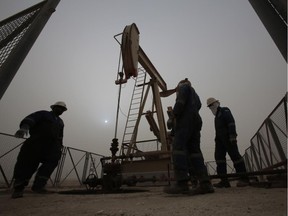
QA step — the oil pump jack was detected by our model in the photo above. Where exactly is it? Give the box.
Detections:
[86,23,176,191]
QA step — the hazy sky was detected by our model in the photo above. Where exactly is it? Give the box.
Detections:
[0,0,286,161]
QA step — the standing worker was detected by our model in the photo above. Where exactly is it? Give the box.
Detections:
[206,97,249,188]
[12,101,67,198]
[164,78,214,195]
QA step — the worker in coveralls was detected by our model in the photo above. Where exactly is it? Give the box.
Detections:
[12,101,67,198]
[164,79,214,195]
[207,97,249,188]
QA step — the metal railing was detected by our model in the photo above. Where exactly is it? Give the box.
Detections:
[1,94,287,188]
[0,133,104,189]
[244,93,287,172]
[206,93,287,178]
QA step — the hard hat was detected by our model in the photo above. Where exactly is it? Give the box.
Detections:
[206,97,219,107]
[178,78,191,86]
[177,78,191,91]
[50,101,67,111]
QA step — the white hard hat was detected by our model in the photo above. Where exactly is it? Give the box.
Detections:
[206,97,219,107]
[51,101,67,111]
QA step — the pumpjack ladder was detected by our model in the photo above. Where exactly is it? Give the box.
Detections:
[120,69,147,156]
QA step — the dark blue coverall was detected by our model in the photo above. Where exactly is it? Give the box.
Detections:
[214,106,247,181]
[13,110,64,191]
[172,83,210,185]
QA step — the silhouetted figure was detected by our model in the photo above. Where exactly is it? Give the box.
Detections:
[12,101,67,198]
[164,79,214,195]
[207,97,249,188]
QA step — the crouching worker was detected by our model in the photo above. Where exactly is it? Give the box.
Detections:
[12,101,67,199]
[164,79,214,195]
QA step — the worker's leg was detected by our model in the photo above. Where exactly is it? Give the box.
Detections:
[12,142,40,198]
[188,130,214,194]
[32,149,61,192]
[214,139,230,188]
[163,127,190,194]
[227,142,249,186]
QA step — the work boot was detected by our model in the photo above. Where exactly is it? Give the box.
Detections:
[31,175,50,194]
[189,183,215,195]
[11,179,26,199]
[11,189,24,199]
[213,180,231,188]
[163,181,189,194]
[31,187,48,194]
[236,179,250,187]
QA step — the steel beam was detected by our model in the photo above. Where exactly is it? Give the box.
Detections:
[248,0,287,61]
[0,0,61,100]
[138,46,167,91]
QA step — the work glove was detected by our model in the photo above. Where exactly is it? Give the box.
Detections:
[15,124,29,138]
[167,117,177,130]
[167,118,174,130]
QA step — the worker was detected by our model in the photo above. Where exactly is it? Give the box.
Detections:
[206,97,249,188]
[11,101,67,198]
[164,79,214,195]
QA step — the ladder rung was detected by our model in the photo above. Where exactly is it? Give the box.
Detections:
[130,107,140,111]
[131,102,140,105]
[129,113,138,115]
[128,115,138,119]
[128,114,138,118]
[128,115,137,119]
[135,85,143,89]
[131,101,140,104]
[128,116,138,120]
[128,119,137,122]
[132,96,142,100]
[133,91,142,95]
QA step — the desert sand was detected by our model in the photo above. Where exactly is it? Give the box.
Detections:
[0,180,287,216]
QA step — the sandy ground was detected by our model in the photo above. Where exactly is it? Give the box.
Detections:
[0,182,287,216]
